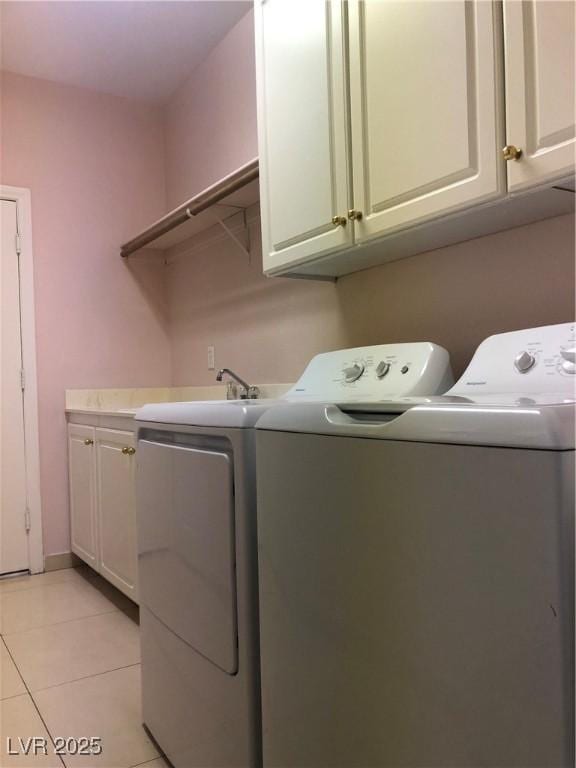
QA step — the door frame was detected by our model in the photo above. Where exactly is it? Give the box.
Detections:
[1,185,43,574]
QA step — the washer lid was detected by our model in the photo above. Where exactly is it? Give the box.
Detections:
[255,399,575,450]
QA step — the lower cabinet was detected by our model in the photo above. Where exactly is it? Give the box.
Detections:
[68,423,138,603]
[68,425,98,569]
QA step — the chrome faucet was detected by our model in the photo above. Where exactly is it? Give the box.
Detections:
[216,368,260,400]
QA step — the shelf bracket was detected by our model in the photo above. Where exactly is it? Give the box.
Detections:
[214,209,252,262]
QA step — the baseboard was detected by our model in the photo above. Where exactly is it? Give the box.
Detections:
[43,552,83,572]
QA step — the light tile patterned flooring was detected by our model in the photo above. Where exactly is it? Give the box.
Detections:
[0,567,169,767]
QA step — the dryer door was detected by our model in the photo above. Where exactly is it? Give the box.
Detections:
[137,440,237,674]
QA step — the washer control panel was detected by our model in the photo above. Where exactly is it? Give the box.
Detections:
[285,342,453,400]
[451,322,576,395]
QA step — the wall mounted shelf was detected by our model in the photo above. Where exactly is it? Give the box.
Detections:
[120,158,259,258]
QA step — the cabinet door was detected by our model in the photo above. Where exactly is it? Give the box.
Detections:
[68,425,98,568]
[96,429,138,602]
[503,0,575,192]
[348,0,505,243]
[255,0,352,274]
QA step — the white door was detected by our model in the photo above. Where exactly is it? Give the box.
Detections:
[68,424,98,568]
[0,200,29,575]
[255,0,352,274]
[503,0,575,192]
[348,0,505,242]
[96,429,138,602]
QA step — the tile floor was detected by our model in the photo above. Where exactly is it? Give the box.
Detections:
[0,567,169,768]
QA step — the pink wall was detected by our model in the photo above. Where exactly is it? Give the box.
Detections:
[167,210,575,387]
[339,213,575,377]
[163,8,575,387]
[1,71,171,556]
[164,10,347,386]
[168,218,348,385]
[2,8,574,560]
[164,10,257,210]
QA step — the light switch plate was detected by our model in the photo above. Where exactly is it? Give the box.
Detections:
[207,345,215,370]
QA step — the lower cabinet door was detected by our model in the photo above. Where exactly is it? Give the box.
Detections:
[96,429,138,602]
[68,424,98,568]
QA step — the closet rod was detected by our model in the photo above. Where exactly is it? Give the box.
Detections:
[121,158,259,257]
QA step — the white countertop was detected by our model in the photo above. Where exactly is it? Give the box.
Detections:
[65,407,140,417]
[65,384,294,417]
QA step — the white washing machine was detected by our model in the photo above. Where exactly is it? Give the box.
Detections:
[134,342,452,768]
[255,322,576,768]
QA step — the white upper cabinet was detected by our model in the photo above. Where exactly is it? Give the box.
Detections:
[503,0,576,192]
[255,0,352,273]
[255,0,574,276]
[348,0,505,242]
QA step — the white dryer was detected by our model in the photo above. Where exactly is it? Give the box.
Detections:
[135,342,452,768]
[255,322,575,768]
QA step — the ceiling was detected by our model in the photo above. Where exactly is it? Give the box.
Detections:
[0,1,251,104]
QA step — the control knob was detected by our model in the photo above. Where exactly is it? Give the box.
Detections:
[560,347,576,374]
[375,361,390,379]
[514,350,536,373]
[343,362,365,383]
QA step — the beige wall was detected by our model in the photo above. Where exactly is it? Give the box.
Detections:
[339,213,575,377]
[168,212,574,386]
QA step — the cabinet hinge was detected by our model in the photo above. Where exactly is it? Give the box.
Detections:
[24,508,31,532]
[15,233,22,255]
[20,369,25,391]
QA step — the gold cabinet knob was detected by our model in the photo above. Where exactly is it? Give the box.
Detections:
[503,144,522,161]
[122,446,136,455]
[83,438,94,446]
[348,209,363,221]
[331,215,347,227]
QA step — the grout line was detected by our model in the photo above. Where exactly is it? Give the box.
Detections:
[0,691,29,702]
[1,635,27,696]
[27,696,67,767]
[0,568,89,597]
[2,636,66,766]
[2,607,120,638]
[2,638,24,682]
[0,568,90,597]
[130,758,167,768]
[30,662,142,695]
